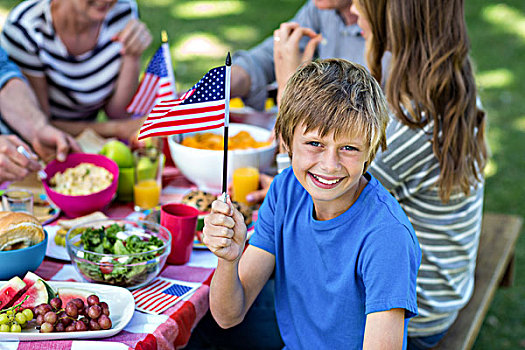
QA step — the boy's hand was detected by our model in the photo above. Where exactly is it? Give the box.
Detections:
[203,197,247,262]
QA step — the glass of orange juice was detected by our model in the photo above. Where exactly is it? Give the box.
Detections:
[232,167,260,205]
[133,147,164,211]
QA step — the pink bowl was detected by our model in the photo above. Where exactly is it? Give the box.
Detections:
[42,153,119,218]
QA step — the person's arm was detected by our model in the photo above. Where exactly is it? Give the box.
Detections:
[363,308,405,349]
[203,197,275,328]
[52,116,147,141]
[0,78,80,162]
[24,74,51,116]
[104,19,152,119]
[232,0,319,110]
[230,65,252,99]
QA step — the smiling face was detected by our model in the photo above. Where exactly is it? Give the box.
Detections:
[72,0,117,22]
[291,124,369,220]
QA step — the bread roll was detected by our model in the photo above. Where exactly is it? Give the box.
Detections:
[0,211,45,251]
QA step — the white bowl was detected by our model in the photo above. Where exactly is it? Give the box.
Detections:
[167,123,277,192]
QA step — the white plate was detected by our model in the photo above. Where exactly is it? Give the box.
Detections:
[0,281,135,341]
[45,225,70,261]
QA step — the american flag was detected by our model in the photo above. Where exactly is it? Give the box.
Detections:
[137,66,226,140]
[127,45,177,116]
[132,277,201,315]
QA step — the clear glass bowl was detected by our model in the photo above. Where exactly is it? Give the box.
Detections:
[66,219,171,290]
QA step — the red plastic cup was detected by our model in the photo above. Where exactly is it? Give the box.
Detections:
[161,203,199,265]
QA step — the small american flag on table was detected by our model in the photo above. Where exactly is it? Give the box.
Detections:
[127,45,177,116]
[137,65,226,140]
[132,277,201,315]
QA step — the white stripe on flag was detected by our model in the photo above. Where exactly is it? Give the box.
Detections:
[138,118,224,139]
[133,279,170,302]
[128,74,159,114]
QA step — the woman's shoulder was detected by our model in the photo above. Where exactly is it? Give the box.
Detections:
[112,0,138,16]
[5,0,47,26]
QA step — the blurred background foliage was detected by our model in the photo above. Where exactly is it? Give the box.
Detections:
[0,0,523,348]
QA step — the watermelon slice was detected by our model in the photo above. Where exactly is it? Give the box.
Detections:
[57,288,92,306]
[0,276,26,310]
[21,271,41,289]
[11,279,48,309]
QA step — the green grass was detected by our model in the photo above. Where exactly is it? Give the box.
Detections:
[465,1,525,349]
[0,0,524,348]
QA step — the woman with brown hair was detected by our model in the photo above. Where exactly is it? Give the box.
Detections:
[351,0,488,348]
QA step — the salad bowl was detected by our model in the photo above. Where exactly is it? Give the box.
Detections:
[66,219,171,289]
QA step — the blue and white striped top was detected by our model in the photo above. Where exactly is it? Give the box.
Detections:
[369,116,485,337]
[0,0,137,121]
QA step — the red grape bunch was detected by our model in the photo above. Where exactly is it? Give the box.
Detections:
[35,294,112,333]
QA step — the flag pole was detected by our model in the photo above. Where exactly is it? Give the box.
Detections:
[161,30,177,95]
[161,30,181,144]
[221,52,232,202]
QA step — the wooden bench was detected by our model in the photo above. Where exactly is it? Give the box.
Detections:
[434,213,523,350]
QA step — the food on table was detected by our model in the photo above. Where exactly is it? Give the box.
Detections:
[230,97,245,109]
[72,223,165,287]
[34,292,112,332]
[181,130,271,150]
[0,276,26,310]
[180,190,253,227]
[99,140,134,168]
[231,200,253,226]
[49,163,113,195]
[0,272,43,311]
[0,212,45,251]
[54,212,109,247]
[0,302,34,332]
[181,190,216,212]
[0,272,113,332]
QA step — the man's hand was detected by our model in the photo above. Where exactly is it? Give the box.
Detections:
[273,22,322,105]
[32,124,81,162]
[203,197,247,262]
[0,135,40,182]
[113,19,152,57]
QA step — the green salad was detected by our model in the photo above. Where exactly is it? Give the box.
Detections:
[74,223,166,287]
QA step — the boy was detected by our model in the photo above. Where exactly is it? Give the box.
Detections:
[202,59,421,349]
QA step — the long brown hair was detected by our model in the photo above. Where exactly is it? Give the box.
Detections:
[358,0,488,202]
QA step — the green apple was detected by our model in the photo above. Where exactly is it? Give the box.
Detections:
[116,167,134,202]
[100,140,134,168]
[136,156,157,181]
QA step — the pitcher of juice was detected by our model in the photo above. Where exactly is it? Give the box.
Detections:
[232,167,260,205]
[133,147,164,211]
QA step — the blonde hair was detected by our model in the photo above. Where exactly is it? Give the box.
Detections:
[357,0,488,202]
[275,59,389,172]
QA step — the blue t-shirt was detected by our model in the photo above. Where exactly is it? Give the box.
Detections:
[250,168,421,349]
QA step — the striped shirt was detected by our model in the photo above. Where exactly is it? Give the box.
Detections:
[0,0,138,121]
[369,117,485,337]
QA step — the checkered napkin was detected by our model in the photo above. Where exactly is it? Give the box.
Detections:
[132,277,201,315]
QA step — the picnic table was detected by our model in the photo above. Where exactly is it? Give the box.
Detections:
[3,166,220,350]
[0,111,275,349]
